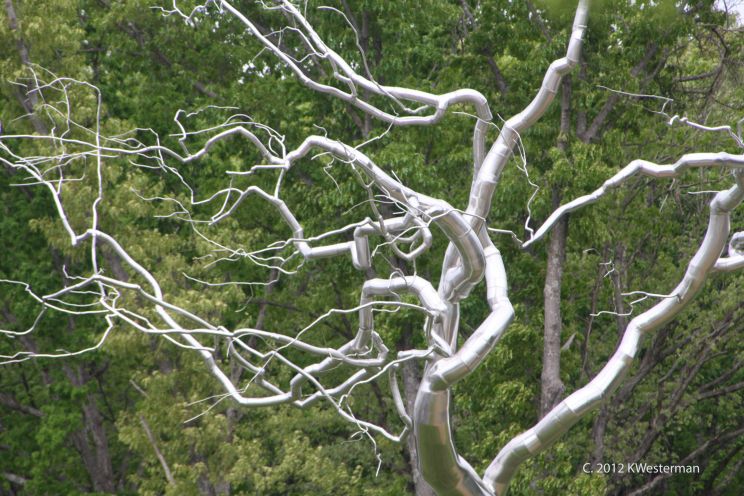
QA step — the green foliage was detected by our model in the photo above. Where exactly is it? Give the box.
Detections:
[1,1,743,495]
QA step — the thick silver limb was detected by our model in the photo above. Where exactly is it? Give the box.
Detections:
[407,2,590,495]
[6,2,744,496]
[483,171,744,494]
[216,0,493,168]
[524,152,744,248]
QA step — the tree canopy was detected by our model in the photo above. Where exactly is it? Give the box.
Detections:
[1,1,743,495]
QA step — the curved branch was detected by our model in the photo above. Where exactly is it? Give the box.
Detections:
[525,152,744,248]
[483,172,744,495]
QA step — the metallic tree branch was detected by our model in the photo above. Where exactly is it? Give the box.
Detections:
[2,2,743,495]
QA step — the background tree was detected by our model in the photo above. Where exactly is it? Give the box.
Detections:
[1,1,743,495]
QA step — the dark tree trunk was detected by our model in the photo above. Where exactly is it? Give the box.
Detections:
[540,202,568,418]
[540,76,571,418]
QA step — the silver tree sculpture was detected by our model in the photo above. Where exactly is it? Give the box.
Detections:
[2,1,744,495]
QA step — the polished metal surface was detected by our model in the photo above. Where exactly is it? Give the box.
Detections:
[6,1,744,495]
